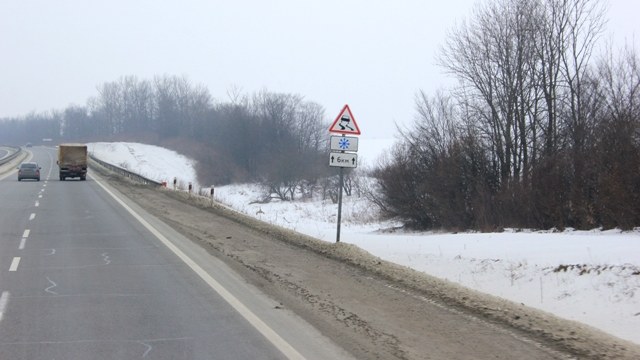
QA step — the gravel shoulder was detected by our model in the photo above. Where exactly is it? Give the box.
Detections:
[94,166,640,360]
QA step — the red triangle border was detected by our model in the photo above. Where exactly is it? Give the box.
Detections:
[329,104,361,135]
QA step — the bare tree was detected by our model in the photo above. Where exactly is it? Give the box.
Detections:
[439,0,541,184]
[590,44,640,229]
[250,91,327,201]
[62,105,91,139]
[95,80,124,135]
[369,0,613,230]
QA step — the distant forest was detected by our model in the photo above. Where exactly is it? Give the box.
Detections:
[2,0,639,231]
[0,76,330,196]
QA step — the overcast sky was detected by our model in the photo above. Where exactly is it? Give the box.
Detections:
[1,0,638,139]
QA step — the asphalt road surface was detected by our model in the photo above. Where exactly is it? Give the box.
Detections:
[0,147,352,360]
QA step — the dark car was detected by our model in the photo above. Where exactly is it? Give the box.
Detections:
[17,162,41,181]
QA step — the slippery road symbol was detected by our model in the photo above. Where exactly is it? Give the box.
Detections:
[338,114,354,131]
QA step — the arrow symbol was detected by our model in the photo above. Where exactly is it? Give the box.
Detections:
[331,156,335,163]
[352,158,356,165]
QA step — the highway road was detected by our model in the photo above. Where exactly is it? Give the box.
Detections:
[0,147,351,360]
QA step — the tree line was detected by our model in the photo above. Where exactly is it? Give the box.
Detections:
[0,75,330,196]
[372,0,640,230]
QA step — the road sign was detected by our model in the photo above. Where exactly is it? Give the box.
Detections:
[329,152,357,168]
[329,104,361,135]
[330,136,359,152]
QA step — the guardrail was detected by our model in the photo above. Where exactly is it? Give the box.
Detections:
[89,154,164,187]
[0,146,22,166]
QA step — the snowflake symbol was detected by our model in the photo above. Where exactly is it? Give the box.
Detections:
[338,138,350,150]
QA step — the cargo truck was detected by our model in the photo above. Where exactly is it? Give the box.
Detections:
[57,143,88,181]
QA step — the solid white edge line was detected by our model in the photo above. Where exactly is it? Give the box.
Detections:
[0,291,9,323]
[9,257,20,272]
[93,178,306,360]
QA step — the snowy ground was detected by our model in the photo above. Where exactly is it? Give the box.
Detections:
[89,142,640,345]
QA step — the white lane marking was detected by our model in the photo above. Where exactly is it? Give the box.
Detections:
[101,253,111,265]
[138,341,153,357]
[0,291,9,323]
[38,195,42,199]
[29,213,36,221]
[19,229,29,249]
[35,201,40,207]
[93,179,306,360]
[45,277,58,295]
[9,257,20,272]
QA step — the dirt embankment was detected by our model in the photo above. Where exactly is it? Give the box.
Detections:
[95,166,640,360]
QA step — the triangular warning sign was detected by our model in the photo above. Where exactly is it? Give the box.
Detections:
[329,104,361,135]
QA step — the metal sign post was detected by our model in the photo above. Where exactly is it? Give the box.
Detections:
[336,167,344,243]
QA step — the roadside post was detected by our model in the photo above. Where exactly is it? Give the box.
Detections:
[328,104,361,243]
[210,187,215,207]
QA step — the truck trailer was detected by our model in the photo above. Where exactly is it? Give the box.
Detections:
[57,143,88,181]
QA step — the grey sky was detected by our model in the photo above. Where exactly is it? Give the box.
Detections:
[1,0,638,139]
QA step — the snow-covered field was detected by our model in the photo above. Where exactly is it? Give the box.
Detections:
[89,142,640,345]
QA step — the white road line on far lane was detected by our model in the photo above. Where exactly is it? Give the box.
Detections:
[0,291,9,323]
[93,178,306,360]
[19,230,29,250]
[35,201,39,207]
[9,257,20,272]
[29,213,36,221]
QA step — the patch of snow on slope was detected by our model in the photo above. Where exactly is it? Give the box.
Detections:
[89,142,200,189]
